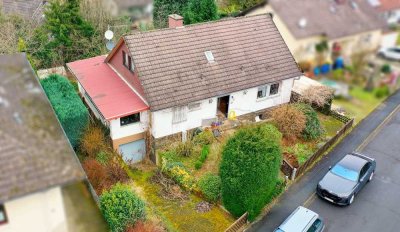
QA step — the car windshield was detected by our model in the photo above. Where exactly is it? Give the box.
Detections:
[331,164,358,182]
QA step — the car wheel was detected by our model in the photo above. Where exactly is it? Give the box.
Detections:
[348,194,355,205]
[368,171,374,182]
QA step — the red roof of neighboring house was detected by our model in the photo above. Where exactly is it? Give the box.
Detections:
[378,0,400,11]
[67,56,149,120]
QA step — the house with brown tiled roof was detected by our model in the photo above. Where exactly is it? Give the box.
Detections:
[0,53,91,232]
[375,0,400,25]
[245,0,387,64]
[67,14,302,163]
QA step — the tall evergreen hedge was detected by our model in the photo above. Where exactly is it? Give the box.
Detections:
[219,125,282,220]
[40,74,88,148]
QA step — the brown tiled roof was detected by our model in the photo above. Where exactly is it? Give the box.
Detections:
[123,14,301,111]
[268,0,386,39]
[2,0,45,19]
[0,53,85,203]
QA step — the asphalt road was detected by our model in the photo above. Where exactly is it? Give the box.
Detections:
[249,90,400,232]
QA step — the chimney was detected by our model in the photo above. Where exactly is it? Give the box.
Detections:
[168,14,183,28]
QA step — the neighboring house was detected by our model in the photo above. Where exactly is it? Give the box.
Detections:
[245,0,386,63]
[103,0,153,22]
[0,53,86,232]
[1,0,47,21]
[377,0,400,25]
[67,14,302,163]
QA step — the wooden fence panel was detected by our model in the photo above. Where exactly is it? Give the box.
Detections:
[225,212,248,232]
[289,117,354,179]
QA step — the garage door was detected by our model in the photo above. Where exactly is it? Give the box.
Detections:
[118,139,146,163]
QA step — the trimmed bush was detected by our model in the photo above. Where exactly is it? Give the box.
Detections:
[192,130,214,146]
[219,125,282,220]
[198,173,221,203]
[295,103,325,141]
[100,184,146,232]
[194,145,210,170]
[40,74,88,148]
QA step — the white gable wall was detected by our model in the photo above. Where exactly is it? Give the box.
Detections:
[151,78,295,138]
[0,187,67,232]
[109,111,149,140]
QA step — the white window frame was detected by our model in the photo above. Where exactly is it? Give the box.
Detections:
[257,82,280,99]
[172,106,188,124]
[188,102,201,111]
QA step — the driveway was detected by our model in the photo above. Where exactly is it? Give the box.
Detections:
[248,90,400,232]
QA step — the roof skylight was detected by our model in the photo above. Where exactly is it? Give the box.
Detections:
[205,51,215,62]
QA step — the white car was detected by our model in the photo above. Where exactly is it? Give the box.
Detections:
[378,47,400,61]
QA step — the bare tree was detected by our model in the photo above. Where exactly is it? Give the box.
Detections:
[271,104,306,140]
[299,85,334,108]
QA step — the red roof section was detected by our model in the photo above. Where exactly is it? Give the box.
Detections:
[67,55,149,120]
[379,0,400,11]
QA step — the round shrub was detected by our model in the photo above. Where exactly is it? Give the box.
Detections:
[198,173,221,203]
[375,86,390,98]
[294,103,324,141]
[219,125,282,220]
[99,184,146,232]
[175,141,194,157]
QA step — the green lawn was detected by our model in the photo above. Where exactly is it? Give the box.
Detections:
[126,168,234,232]
[318,113,344,137]
[333,87,386,124]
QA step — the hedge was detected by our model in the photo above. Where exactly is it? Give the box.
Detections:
[40,74,88,148]
[194,145,210,170]
[219,125,282,220]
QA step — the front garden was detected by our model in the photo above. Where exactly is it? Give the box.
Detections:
[41,74,346,231]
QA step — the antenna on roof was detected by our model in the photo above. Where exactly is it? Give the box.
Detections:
[105,25,115,51]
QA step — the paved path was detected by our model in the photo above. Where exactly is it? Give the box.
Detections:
[249,90,400,232]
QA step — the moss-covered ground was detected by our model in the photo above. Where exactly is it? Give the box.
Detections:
[126,167,234,232]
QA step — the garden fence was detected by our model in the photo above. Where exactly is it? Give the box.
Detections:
[225,212,248,232]
[282,116,354,180]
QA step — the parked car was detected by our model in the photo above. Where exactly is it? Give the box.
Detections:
[317,152,376,205]
[378,47,400,61]
[274,206,325,232]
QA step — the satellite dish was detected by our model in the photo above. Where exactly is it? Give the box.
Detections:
[106,40,115,51]
[104,30,114,40]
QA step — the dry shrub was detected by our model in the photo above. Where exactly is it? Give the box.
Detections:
[271,105,306,140]
[299,86,333,107]
[80,124,106,157]
[106,158,130,185]
[125,220,164,232]
[83,158,107,195]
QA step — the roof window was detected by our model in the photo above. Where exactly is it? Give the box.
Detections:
[205,51,215,63]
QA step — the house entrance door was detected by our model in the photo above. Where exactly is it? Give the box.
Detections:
[217,95,230,118]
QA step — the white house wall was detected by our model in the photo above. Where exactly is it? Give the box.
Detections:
[151,78,295,138]
[151,98,217,139]
[229,78,294,116]
[109,111,149,140]
[0,187,67,232]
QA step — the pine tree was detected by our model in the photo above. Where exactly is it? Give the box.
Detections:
[184,0,219,25]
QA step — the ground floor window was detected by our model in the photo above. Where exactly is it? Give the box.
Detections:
[0,205,7,225]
